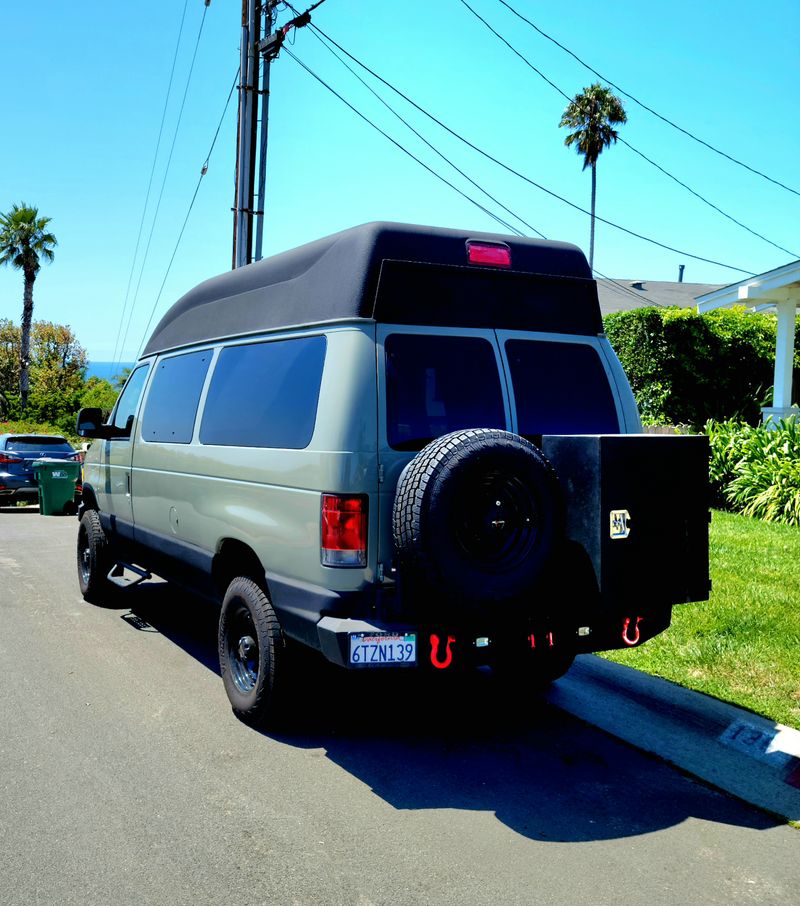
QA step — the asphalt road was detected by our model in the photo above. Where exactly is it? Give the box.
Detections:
[1,507,798,906]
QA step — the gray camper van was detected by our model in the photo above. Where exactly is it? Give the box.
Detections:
[76,222,710,726]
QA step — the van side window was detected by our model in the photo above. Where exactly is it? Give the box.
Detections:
[110,364,151,433]
[200,336,326,448]
[385,334,506,451]
[505,339,619,437]
[141,350,211,443]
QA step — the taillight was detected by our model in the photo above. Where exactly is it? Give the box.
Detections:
[0,453,22,464]
[466,240,512,268]
[321,494,367,567]
[70,451,84,463]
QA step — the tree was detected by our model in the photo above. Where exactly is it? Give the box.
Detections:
[559,84,626,271]
[0,203,57,411]
[81,377,119,415]
[27,321,87,428]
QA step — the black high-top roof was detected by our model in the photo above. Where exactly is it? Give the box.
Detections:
[142,222,599,356]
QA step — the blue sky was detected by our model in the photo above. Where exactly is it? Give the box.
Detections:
[1,0,797,363]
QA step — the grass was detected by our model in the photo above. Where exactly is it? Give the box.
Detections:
[602,510,800,730]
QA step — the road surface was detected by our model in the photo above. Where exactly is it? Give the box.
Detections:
[1,508,797,905]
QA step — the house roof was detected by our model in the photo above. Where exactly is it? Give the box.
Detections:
[596,279,724,316]
[696,260,800,313]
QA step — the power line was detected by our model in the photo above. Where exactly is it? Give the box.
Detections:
[458,0,798,259]
[136,69,240,359]
[305,24,756,275]
[116,1,209,365]
[110,0,191,373]
[617,138,798,258]
[298,16,546,239]
[493,0,800,198]
[284,15,666,308]
[283,48,531,238]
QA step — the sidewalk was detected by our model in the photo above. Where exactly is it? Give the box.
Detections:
[546,655,800,823]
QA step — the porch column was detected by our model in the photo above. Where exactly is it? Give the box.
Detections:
[774,300,796,407]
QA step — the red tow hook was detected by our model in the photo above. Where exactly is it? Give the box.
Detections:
[622,616,643,646]
[430,634,456,669]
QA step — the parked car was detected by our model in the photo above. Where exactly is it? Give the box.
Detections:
[76,222,710,726]
[0,433,81,506]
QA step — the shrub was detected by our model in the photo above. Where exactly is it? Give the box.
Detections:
[604,306,799,428]
[706,419,800,526]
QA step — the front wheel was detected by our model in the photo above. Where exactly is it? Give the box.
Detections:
[77,509,115,604]
[218,577,285,727]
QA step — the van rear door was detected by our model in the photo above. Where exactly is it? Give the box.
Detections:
[375,325,512,572]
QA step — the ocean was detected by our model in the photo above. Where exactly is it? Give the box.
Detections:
[85,362,134,382]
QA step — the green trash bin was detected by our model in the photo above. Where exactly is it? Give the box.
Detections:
[33,458,81,515]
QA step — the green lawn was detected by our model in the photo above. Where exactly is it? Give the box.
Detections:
[602,510,800,730]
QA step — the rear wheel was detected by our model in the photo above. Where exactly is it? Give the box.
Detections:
[77,509,115,604]
[218,577,285,727]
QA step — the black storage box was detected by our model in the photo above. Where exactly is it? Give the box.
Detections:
[541,434,710,610]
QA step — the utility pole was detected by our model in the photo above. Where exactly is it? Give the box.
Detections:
[232,1,321,269]
[232,0,260,269]
[253,2,276,262]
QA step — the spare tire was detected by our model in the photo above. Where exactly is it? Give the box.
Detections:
[392,428,562,606]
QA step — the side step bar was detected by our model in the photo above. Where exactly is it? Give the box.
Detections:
[107,562,152,589]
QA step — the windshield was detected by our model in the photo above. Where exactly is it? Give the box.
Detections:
[6,436,73,453]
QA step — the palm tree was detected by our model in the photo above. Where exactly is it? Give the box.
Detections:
[559,83,627,271]
[0,203,57,410]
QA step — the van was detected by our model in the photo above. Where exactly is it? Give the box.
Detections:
[76,222,710,725]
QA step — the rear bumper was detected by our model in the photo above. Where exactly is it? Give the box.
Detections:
[315,607,673,669]
[0,477,38,501]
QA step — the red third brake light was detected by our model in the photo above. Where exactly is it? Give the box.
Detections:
[321,494,368,567]
[466,240,512,268]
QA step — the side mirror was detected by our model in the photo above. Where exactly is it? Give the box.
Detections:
[76,408,130,439]
[76,408,105,438]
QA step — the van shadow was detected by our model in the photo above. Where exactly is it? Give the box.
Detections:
[123,580,778,844]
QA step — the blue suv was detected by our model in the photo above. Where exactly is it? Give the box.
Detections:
[0,434,80,505]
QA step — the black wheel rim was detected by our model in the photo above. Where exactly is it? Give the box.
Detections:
[78,525,91,585]
[451,470,539,570]
[226,604,260,694]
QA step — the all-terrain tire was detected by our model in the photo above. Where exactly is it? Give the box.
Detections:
[77,509,116,604]
[393,429,562,606]
[218,577,285,727]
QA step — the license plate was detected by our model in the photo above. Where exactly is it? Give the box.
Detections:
[349,633,416,667]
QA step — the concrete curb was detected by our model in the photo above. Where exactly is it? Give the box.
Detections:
[545,655,800,823]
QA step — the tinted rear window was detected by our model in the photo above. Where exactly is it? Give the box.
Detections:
[142,350,211,443]
[385,334,506,451]
[505,339,619,437]
[200,336,326,449]
[6,436,72,453]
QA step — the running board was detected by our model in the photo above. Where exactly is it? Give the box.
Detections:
[107,563,152,589]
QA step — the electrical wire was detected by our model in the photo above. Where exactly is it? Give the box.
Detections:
[493,0,800,198]
[286,10,664,309]
[283,48,530,238]
[305,24,756,275]
[298,17,546,239]
[116,1,210,365]
[109,0,190,374]
[458,0,798,258]
[135,69,240,359]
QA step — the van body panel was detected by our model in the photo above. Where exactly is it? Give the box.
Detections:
[76,221,708,705]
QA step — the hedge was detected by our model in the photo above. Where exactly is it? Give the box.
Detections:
[604,306,800,428]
